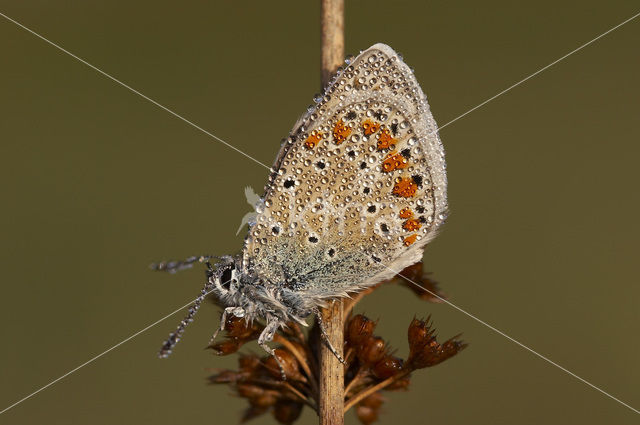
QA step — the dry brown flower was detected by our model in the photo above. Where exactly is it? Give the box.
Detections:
[355,392,385,425]
[206,261,466,424]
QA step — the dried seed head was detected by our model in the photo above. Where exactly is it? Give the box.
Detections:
[225,315,262,338]
[237,384,279,408]
[407,317,467,369]
[355,405,378,425]
[355,392,385,425]
[253,391,280,408]
[208,316,263,355]
[199,261,465,424]
[407,315,435,351]
[207,369,243,384]
[241,406,269,424]
[238,354,262,374]
[357,336,387,367]
[372,355,404,379]
[263,349,304,381]
[273,400,304,425]
[346,314,377,347]
[208,339,242,355]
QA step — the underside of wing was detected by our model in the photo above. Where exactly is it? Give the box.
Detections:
[242,44,447,304]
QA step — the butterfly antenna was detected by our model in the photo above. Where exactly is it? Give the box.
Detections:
[158,261,217,358]
[150,255,219,274]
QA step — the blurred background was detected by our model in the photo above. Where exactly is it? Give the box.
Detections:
[1,1,638,424]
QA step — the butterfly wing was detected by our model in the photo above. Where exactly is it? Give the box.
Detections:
[242,43,447,303]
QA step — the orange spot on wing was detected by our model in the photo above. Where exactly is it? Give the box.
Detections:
[333,120,351,145]
[403,219,421,231]
[381,151,409,172]
[399,208,413,219]
[392,178,418,198]
[362,119,381,136]
[403,234,418,246]
[304,130,323,149]
[376,127,396,150]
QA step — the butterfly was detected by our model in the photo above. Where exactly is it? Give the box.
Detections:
[153,43,447,366]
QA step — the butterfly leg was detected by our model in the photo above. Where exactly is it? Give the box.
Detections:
[210,306,245,343]
[313,307,346,364]
[258,318,287,380]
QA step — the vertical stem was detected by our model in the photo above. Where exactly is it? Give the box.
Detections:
[319,2,344,424]
[318,301,344,425]
[321,0,345,87]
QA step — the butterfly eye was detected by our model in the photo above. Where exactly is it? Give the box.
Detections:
[220,265,234,290]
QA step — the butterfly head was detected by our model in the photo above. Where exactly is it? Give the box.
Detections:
[209,255,246,304]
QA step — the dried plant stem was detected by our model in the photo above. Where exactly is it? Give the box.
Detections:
[321,0,345,89]
[319,1,345,425]
[344,370,412,413]
[318,300,345,425]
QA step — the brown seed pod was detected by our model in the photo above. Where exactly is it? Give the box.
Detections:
[241,405,268,424]
[355,392,385,425]
[207,369,243,384]
[208,317,263,355]
[355,405,378,425]
[407,316,435,352]
[272,400,304,425]
[359,391,385,409]
[356,336,387,368]
[372,355,404,380]
[407,317,467,369]
[263,349,305,381]
[253,391,280,408]
[208,339,242,355]
[236,384,278,407]
[238,354,262,374]
[224,315,261,338]
[346,314,377,347]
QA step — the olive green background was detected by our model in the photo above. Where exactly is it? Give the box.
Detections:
[1,1,638,424]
